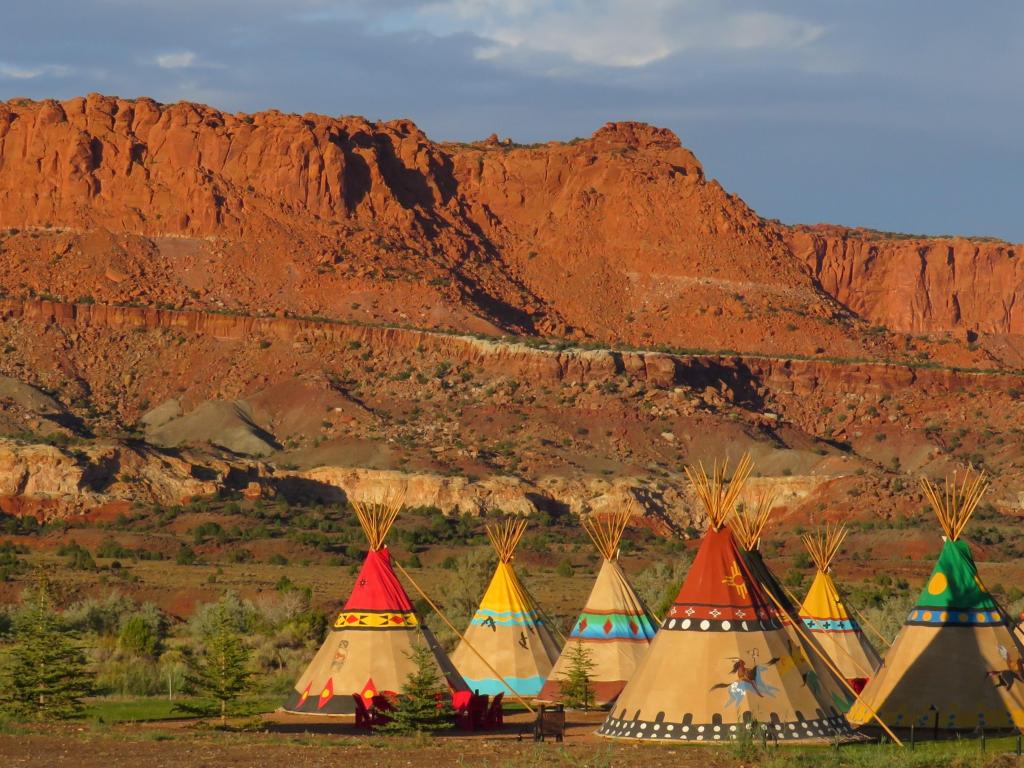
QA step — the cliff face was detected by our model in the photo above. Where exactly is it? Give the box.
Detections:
[2,95,1024,524]
[0,94,456,234]
[1,95,1020,351]
[790,228,1023,336]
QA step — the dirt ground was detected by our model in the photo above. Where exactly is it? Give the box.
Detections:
[0,711,746,768]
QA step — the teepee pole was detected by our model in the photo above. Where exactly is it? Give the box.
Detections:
[777,579,875,682]
[392,558,536,714]
[685,453,753,531]
[761,586,903,746]
[517,572,570,646]
[845,602,894,649]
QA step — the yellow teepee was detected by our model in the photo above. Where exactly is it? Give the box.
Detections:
[798,523,881,692]
[450,518,561,696]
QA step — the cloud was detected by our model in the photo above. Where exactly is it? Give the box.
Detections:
[0,62,72,79]
[154,50,198,69]
[399,0,827,72]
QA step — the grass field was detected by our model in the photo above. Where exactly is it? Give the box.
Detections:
[1,710,1023,768]
[85,695,284,723]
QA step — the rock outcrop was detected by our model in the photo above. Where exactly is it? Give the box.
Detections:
[790,227,1023,335]
[0,438,220,519]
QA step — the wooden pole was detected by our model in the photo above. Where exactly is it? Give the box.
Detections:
[777,581,876,681]
[517,576,570,646]
[761,586,903,746]
[846,602,894,649]
[393,559,536,714]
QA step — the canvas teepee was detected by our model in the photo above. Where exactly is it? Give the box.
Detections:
[732,494,859,709]
[284,495,468,715]
[450,518,561,697]
[538,503,658,707]
[799,524,881,692]
[849,470,1024,732]
[599,455,853,742]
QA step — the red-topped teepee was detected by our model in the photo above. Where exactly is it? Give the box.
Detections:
[599,456,853,743]
[284,494,468,715]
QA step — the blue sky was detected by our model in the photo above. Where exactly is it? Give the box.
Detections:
[3,1,1022,240]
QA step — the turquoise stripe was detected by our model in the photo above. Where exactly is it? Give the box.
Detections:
[462,675,546,697]
[571,612,657,641]
[475,608,543,619]
[802,617,859,632]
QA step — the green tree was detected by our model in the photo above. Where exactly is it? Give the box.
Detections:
[0,579,95,720]
[559,640,596,711]
[378,643,452,734]
[183,609,252,725]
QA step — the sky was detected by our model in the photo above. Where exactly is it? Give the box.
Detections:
[2,1,1022,241]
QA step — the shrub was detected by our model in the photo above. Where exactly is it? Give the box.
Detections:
[59,542,96,571]
[176,543,198,565]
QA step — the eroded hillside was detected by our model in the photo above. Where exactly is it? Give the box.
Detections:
[0,94,1022,527]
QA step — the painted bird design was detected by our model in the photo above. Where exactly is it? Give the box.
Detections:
[482,616,497,632]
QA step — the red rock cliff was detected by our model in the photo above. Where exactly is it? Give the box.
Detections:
[789,227,1023,336]
[0,95,1021,352]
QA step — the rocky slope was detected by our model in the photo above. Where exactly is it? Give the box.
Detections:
[2,94,1018,355]
[0,94,1022,526]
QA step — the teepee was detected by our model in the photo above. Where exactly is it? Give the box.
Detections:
[799,524,881,692]
[849,470,1024,732]
[538,503,658,707]
[731,490,859,722]
[284,495,468,715]
[450,518,561,697]
[599,455,853,743]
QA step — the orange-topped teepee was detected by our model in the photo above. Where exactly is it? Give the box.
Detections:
[284,494,468,715]
[599,455,853,743]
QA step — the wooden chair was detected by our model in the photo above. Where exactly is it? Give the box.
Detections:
[455,692,489,731]
[483,691,504,730]
[352,694,373,731]
[371,694,394,726]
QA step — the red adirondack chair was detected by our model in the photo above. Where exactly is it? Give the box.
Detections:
[371,695,395,726]
[455,692,489,731]
[352,694,373,731]
[483,691,504,730]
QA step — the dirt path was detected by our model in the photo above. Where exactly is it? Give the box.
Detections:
[0,712,741,768]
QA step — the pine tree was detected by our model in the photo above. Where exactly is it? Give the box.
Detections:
[379,643,452,734]
[0,578,95,720]
[559,639,596,711]
[183,608,251,725]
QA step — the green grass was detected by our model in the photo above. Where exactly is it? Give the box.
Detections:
[86,695,282,723]
[753,736,1023,767]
